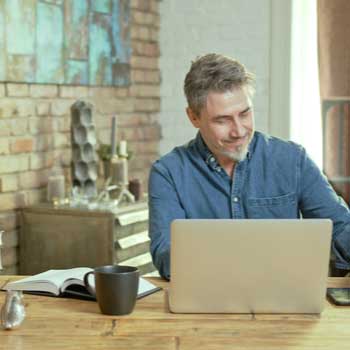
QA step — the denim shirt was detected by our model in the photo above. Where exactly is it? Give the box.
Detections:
[148,131,350,279]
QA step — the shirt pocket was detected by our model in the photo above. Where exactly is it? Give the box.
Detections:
[246,192,298,218]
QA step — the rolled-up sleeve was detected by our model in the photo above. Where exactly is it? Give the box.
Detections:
[298,147,350,269]
[148,161,186,279]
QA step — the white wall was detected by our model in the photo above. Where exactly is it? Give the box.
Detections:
[159,0,292,155]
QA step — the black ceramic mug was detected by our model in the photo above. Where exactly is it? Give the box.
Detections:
[84,265,139,315]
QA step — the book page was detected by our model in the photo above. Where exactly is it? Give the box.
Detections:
[4,267,92,295]
[138,277,161,299]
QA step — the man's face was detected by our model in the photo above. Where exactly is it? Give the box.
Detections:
[187,87,255,164]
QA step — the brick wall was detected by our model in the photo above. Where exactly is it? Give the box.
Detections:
[0,0,161,274]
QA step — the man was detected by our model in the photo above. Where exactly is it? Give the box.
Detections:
[148,53,350,280]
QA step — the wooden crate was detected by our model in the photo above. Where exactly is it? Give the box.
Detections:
[19,202,156,276]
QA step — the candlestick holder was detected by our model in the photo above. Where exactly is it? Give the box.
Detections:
[109,155,135,205]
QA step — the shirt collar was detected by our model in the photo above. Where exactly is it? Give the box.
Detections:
[195,131,257,171]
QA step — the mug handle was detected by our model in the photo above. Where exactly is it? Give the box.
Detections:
[83,271,96,297]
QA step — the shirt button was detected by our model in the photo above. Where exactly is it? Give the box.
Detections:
[233,197,239,202]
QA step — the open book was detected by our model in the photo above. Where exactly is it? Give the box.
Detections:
[2,267,161,300]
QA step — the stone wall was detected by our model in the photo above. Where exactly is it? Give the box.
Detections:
[0,0,161,274]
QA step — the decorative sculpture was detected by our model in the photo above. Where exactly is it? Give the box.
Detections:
[0,291,26,330]
[70,101,99,198]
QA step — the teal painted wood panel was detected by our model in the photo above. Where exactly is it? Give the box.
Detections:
[89,12,112,85]
[0,1,5,80]
[5,0,36,55]
[91,0,111,14]
[0,0,131,86]
[112,0,131,64]
[66,60,88,85]
[8,55,35,82]
[65,0,88,60]
[36,2,64,83]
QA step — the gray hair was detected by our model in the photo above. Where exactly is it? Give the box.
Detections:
[184,53,255,115]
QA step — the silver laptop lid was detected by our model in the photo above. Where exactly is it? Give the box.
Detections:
[169,219,332,314]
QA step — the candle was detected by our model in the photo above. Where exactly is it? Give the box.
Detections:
[47,175,65,202]
[119,140,127,158]
[110,116,117,157]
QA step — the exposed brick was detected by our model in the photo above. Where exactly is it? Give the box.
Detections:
[33,134,52,152]
[106,113,149,127]
[52,116,70,133]
[59,86,89,98]
[119,127,143,141]
[0,139,9,155]
[0,155,29,173]
[0,99,17,118]
[51,99,74,116]
[26,188,46,206]
[132,140,159,154]
[132,42,159,57]
[115,88,128,98]
[36,101,51,116]
[150,0,159,14]
[30,84,58,98]
[95,114,111,129]
[130,56,158,70]
[131,0,151,11]
[144,71,160,84]
[56,149,72,167]
[131,69,145,83]
[97,129,111,144]
[129,84,160,98]
[17,99,36,116]
[6,83,29,97]
[89,87,115,99]
[150,28,158,42]
[18,169,48,190]
[0,211,18,231]
[93,98,134,114]
[0,84,5,97]
[131,25,151,41]
[30,152,54,170]
[0,174,18,192]
[129,153,158,171]
[0,192,26,211]
[53,133,70,148]
[28,116,53,134]
[0,98,35,118]
[10,119,28,136]
[10,138,34,153]
[134,98,160,112]
[120,124,161,141]
[132,11,159,26]
[131,69,160,85]
[142,124,161,140]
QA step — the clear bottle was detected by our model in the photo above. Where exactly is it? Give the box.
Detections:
[47,162,65,205]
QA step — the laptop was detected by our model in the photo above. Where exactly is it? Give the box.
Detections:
[169,219,332,314]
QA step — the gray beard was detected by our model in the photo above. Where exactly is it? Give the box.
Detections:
[220,146,248,162]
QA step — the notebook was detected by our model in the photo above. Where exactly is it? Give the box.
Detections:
[169,219,332,314]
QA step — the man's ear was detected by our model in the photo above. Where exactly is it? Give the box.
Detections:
[186,107,200,128]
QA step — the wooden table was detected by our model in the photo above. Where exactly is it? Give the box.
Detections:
[1,277,350,349]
